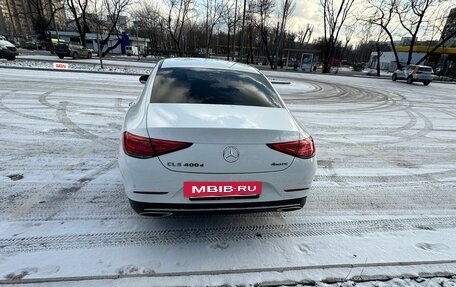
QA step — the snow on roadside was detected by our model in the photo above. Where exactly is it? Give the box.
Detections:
[0,58,318,94]
[0,58,152,75]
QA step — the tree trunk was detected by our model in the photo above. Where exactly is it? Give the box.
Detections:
[376,42,381,77]
[227,26,231,60]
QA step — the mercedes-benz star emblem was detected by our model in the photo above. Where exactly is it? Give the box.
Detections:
[223,146,240,163]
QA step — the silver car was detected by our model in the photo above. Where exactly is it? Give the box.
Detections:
[118,58,317,216]
[392,65,434,86]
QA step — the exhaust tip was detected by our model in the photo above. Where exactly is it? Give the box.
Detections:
[277,205,302,212]
[139,211,173,217]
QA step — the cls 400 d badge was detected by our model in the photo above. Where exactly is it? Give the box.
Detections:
[167,162,205,167]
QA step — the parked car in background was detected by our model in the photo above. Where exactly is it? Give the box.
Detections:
[19,40,39,50]
[0,39,18,60]
[119,58,317,216]
[55,42,92,59]
[126,45,138,56]
[392,64,434,86]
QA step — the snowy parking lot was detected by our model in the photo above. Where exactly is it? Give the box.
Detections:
[0,66,456,286]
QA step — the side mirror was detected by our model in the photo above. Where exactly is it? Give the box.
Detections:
[139,75,149,84]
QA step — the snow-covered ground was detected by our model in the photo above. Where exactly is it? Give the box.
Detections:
[0,64,456,286]
[0,54,155,74]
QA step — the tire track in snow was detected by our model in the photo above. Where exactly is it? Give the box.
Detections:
[42,160,119,220]
[9,158,118,220]
[284,81,433,145]
[283,80,405,113]
[56,101,98,140]
[1,216,455,254]
[0,91,56,123]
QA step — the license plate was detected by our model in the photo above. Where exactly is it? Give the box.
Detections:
[184,181,262,198]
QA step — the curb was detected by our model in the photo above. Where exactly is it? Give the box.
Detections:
[0,65,143,76]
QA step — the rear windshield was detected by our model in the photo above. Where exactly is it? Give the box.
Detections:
[150,67,284,108]
[418,67,433,72]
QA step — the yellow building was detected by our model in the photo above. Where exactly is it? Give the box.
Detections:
[395,45,456,55]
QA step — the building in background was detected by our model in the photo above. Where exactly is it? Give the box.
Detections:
[0,0,65,40]
[0,3,6,35]
[442,7,456,46]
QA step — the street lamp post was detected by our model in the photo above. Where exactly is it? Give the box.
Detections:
[239,0,246,63]
[133,21,140,61]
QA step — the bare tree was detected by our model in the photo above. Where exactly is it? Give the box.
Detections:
[66,0,90,47]
[131,2,164,53]
[341,24,355,59]
[33,0,64,40]
[92,0,104,68]
[246,1,257,63]
[395,0,441,65]
[361,0,401,69]
[204,0,228,57]
[96,0,132,57]
[239,0,247,61]
[374,25,387,76]
[223,0,237,60]
[363,0,450,68]
[256,0,275,68]
[320,0,355,73]
[274,0,295,69]
[351,24,374,64]
[166,0,193,56]
[297,23,313,47]
[11,0,64,47]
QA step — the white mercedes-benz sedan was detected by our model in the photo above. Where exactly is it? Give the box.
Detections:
[119,58,316,216]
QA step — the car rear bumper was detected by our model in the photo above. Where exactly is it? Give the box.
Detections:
[55,52,70,56]
[129,197,307,216]
[413,75,434,82]
[0,49,18,58]
[119,150,316,202]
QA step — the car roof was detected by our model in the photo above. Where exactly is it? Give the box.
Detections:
[407,64,432,68]
[0,40,15,47]
[160,58,260,74]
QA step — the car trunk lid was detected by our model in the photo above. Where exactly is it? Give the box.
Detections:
[145,104,302,174]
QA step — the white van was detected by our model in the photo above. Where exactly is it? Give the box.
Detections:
[126,45,138,56]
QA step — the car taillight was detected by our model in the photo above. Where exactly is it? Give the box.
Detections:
[267,136,315,159]
[123,132,192,158]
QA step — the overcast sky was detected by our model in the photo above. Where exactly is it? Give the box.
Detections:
[288,0,451,44]
[292,0,324,37]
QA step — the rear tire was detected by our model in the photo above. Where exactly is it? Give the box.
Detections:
[58,55,64,59]
[423,81,430,86]
[392,74,397,81]
[72,52,79,60]
[407,76,413,84]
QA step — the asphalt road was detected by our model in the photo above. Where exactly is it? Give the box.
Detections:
[0,68,456,286]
